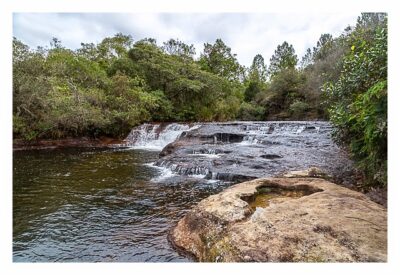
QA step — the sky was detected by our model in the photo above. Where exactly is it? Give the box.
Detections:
[13,13,360,67]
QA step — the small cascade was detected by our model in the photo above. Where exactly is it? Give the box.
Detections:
[296,125,306,134]
[124,123,192,150]
[153,159,211,178]
[240,122,329,146]
[191,148,219,155]
[241,136,260,145]
[189,148,221,159]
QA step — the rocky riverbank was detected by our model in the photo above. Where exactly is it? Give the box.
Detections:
[169,171,387,262]
[13,137,125,151]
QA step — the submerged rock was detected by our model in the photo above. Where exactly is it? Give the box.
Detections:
[169,176,387,262]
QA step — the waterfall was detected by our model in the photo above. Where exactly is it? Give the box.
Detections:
[241,135,260,145]
[240,122,328,146]
[124,123,192,150]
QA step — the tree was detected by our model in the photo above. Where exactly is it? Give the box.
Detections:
[299,33,347,118]
[267,41,298,78]
[162,38,196,59]
[313,33,334,61]
[13,37,30,62]
[248,54,267,83]
[50,37,63,49]
[257,68,305,119]
[13,38,51,140]
[299,48,312,69]
[244,54,267,102]
[96,33,134,69]
[128,39,241,121]
[199,39,245,81]
[77,42,98,61]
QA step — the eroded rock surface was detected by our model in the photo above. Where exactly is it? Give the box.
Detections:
[169,176,387,262]
[152,121,355,184]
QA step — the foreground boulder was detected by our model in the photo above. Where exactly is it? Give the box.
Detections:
[169,176,387,262]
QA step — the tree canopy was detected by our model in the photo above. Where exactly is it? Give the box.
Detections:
[267,41,298,78]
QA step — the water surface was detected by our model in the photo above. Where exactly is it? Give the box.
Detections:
[13,147,228,262]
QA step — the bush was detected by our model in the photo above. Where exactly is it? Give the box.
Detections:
[238,102,265,121]
[289,100,310,119]
[323,14,387,187]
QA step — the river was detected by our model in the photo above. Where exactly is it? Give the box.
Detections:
[13,147,231,262]
[13,121,353,262]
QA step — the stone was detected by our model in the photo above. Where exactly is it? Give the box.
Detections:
[153,121,356,186]
[282,167,330,179]
[169,177,387,262]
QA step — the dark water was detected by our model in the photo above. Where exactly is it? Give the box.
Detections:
[13,147,229,262]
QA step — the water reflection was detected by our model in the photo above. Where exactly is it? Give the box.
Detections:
[13,147,230,262]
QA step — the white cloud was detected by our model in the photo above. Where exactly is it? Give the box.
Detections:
[13,12,359,67]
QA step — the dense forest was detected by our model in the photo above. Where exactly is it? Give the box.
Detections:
[13,13,387,187]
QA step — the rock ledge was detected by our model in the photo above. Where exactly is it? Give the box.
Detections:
[169,176,387,262]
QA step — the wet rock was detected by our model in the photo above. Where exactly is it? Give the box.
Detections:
[151,122,356,187]
[170,177,387,262]
[160,141,189,157]
[205,172,257,183]
[260,154,282,159]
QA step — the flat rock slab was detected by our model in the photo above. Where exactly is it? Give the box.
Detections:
[169,177,387,262]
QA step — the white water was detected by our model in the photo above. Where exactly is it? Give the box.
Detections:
[188,153,220,159]
[125,123,195,151]
[240,122,323,145]
[240,136,260,145]
[145,162,176,182]
[146,162,208,182]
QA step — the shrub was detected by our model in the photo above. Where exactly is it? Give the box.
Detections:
[289,101,310,119]
[238,102,265,121]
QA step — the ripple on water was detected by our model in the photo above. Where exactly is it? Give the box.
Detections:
[13,147,231,262]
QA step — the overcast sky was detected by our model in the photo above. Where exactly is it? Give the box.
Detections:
[13,13,360,67]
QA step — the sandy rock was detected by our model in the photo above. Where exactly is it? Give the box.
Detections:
[282,167,329,178]
[169,177,387,262]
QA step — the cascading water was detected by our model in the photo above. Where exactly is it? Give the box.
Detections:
[124,123,193,150]
[148,121,352,184]
[124,121,348,184]
[240,122,328,146]
[241,136,260,145]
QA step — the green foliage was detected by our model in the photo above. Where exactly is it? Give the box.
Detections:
[289,101,310,118]
[128,40,240,122]
[257,68,304,118]
[313,34,334,61]
[324,13,387,186]
[238,102,265,121]
[248,54,267,83]
[199,39,245,82]
[213,96,241,121]
[244,82,261,102]
[268,41,298,78]
[13,35,245,139]
[162,38,196,59]
[244,54,267,102]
